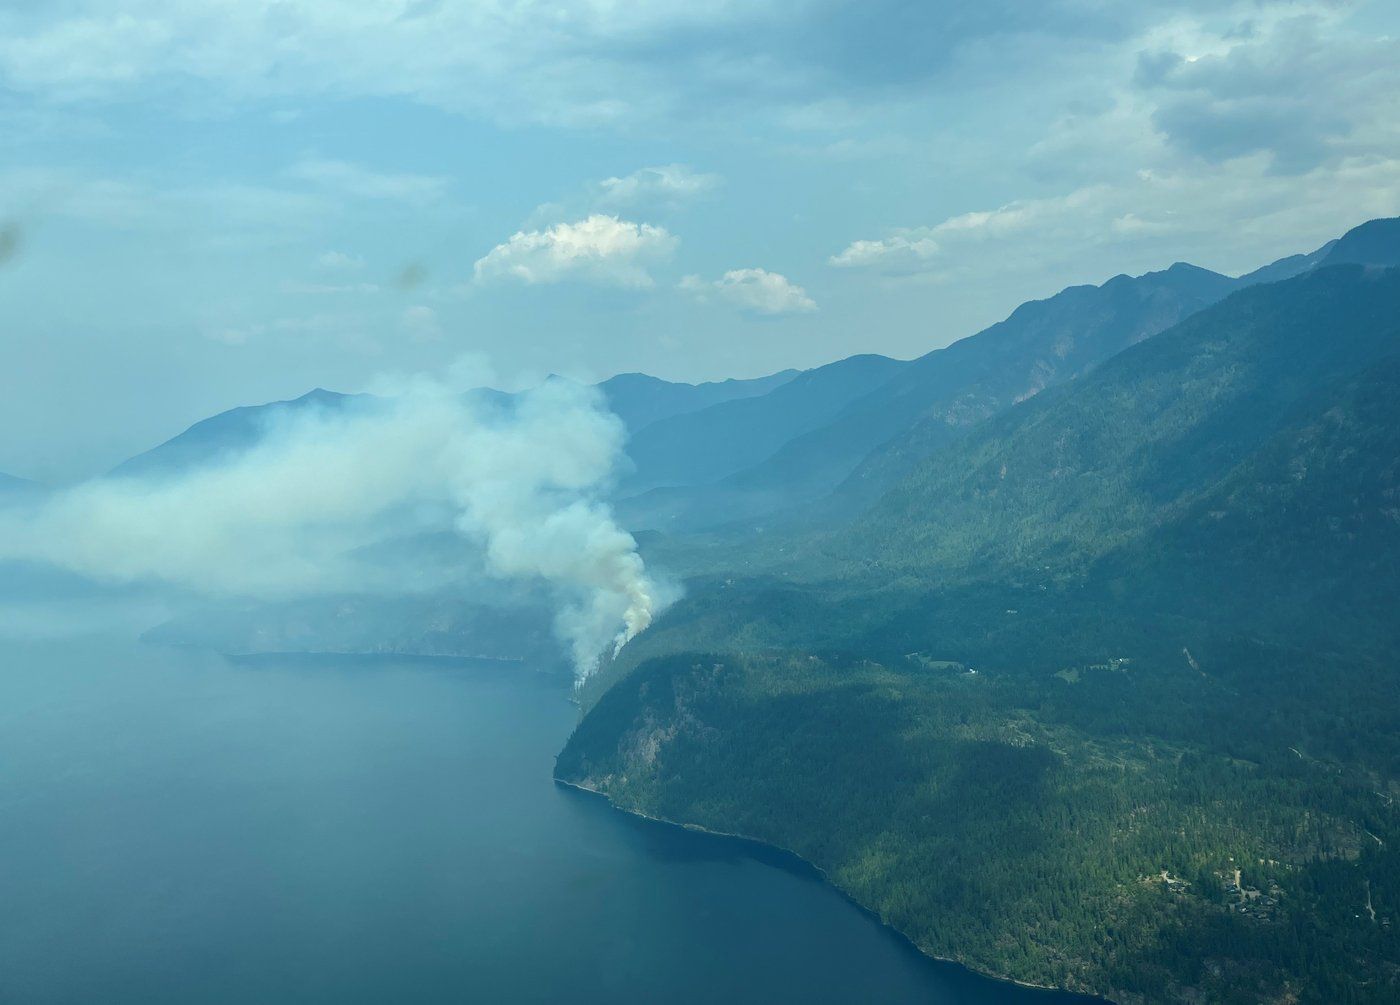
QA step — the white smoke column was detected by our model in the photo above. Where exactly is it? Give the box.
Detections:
[427,377,656,676]
[0,370,656,679]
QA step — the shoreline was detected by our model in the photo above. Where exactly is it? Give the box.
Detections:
[222,648,526,664]
[553,776,1111,1004]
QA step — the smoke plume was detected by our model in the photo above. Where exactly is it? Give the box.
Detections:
[0,372,656,679]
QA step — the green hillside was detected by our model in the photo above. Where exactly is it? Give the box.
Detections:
[560,264,1400,1004]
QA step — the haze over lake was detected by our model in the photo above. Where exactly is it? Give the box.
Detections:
[0,632,1093,1004]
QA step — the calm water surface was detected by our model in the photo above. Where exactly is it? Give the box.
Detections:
[0,635,1098,1003]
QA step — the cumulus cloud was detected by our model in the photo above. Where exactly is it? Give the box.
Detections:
[681,268,816,315]
[473,215,677,289]
[0,372,658,679]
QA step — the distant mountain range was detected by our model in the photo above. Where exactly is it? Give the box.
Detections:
[109,370,799,481]
[615,224,1397,534]
[0,471,43,496]
[598,369,799,434]
[617,353,906,495]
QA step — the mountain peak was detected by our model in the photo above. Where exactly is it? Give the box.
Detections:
[1320,216,1400,269]
[294,387,344,405]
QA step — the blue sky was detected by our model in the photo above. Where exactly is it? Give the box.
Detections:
[2,1,1399,481]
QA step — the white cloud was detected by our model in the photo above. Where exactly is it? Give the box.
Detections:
[830,154,1400,293]
[473,215,677,289]
[830,186,1110,271]
[682,268,816,315]
[830,234,939,269]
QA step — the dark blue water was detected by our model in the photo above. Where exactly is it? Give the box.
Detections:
[0,636,1098,1003]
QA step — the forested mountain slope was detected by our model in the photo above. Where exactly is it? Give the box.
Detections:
[1106,351,1400,656]
[842,265,1400,589]
[1316,216,1400,269]
[561,263,1400,1005]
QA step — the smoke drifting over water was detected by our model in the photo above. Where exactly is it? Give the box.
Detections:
[0,371,656,679]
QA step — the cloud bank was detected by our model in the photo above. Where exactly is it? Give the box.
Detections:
[0,373,657,679]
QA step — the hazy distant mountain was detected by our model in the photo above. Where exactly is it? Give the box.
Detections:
[110,388,370,479]
[110,371,800,482]
[617,354,907,495]
[0,471,40,494]
[1317,216,1400,269]
[1234,240,1336,285]
[598,370,799,433]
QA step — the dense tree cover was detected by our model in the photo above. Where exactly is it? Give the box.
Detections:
[839,266,1400,585]
[562,647,1400,1004]
[565,265,1400,1003]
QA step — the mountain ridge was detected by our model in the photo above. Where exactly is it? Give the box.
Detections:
[615,232,1355,534]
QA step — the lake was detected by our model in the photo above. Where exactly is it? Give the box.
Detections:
[0,634,1099,1003]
